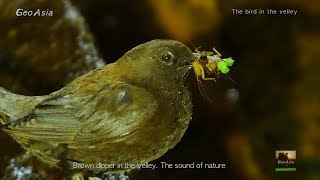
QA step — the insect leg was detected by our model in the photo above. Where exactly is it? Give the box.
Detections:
[201,67,216,81]
[224,74,237,84]
[196,76,213,103]
[212,47,222,58]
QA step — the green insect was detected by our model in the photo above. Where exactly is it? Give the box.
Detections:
[217,57,234,74]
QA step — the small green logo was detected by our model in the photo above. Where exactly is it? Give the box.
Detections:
[275,150,296,172]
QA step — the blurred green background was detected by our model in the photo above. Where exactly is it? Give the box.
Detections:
[0,0,319,179]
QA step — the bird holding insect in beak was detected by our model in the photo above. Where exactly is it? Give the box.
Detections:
[0,40,196,174]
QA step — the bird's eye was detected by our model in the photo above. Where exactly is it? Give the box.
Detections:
[161,52,174,63]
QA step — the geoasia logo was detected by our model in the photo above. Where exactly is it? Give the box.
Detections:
[16,8,53,17]
[275,150,296,172]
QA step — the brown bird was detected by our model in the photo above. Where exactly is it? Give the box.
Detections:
[0,39,195,174]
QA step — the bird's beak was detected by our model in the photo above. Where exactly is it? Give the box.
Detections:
[192,53,199,59]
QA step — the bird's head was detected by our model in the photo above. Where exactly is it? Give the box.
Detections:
[116,40,195,91]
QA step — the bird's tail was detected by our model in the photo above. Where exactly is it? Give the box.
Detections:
[0,87,44,125]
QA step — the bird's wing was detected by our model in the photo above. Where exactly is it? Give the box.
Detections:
[4,83,158,144]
